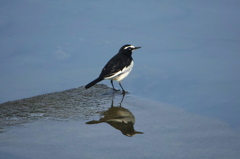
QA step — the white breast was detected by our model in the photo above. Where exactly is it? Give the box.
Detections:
[105,61,134,82]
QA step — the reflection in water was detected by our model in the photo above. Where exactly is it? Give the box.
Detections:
[86,94,143,137]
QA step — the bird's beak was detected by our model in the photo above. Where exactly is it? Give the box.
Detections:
[133,46,141,50]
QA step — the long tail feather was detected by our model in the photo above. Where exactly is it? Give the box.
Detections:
[85,77,103,89]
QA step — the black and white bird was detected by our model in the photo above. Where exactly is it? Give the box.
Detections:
[85,44,141,94]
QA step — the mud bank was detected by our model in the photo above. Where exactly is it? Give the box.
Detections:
[0,84,116,132]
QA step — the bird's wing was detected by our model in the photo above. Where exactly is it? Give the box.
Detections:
[99,54,132,79]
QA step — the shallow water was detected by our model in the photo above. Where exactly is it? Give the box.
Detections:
[0,0,239,129]
[1,91,240,159]
[1,1,240,158]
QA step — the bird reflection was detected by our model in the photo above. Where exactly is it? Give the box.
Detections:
[86,94,143,137]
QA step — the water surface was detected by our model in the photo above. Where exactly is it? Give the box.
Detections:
[1,89,239,159]
[0,1,240,158]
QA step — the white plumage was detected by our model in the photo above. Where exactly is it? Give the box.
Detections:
[104,61,134,82]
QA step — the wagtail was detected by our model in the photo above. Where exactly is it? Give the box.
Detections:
[85,44,141,93]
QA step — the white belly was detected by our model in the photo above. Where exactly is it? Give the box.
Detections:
[105,61,134,82]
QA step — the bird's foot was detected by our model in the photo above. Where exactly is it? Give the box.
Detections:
[121,89,130,95]
[113,88,120,92]
[112,88,129,94]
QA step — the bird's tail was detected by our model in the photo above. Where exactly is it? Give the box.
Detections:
[85,77,103,89]
[85,120,103,124]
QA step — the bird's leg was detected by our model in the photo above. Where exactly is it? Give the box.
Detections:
[111,99,114,107]
[118,82,126,94]
[119,93,125,106]
[111,80,118,91]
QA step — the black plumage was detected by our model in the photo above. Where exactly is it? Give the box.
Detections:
[85,44,141,93]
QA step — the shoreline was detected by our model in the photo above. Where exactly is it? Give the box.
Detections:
[0,84,119,131]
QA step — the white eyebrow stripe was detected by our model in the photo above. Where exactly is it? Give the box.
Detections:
[124,45,135,50]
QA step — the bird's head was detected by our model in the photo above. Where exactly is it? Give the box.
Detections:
[120,44,141,55]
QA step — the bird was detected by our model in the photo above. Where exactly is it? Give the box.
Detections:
[85,44,141,94]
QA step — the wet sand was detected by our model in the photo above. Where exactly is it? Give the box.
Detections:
[0,84,114,131]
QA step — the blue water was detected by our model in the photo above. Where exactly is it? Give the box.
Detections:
[1,95,240,159]
[1,1,240,158]
[0,0,240,129]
